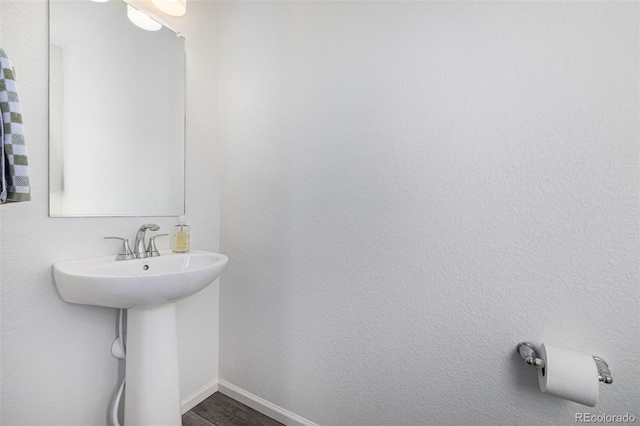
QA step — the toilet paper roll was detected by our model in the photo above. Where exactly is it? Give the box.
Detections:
[538,343,599,407]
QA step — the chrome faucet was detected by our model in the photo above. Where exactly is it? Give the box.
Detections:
[134,224,160,258]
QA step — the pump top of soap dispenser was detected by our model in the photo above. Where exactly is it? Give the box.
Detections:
[177,215,186,225]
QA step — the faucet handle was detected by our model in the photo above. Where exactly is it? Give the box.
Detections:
[146,234,168,257]
[104,237,135,261]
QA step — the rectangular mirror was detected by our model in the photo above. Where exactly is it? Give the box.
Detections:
[49,0,186,217]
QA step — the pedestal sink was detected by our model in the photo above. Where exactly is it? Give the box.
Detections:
[53,250,228,426]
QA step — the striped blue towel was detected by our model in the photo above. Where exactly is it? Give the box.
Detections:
[0,47,31,203]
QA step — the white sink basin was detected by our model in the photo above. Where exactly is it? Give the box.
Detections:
[53,249,228,425]
[53,250,228,309]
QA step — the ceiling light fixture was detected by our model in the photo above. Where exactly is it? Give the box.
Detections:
[151,0,186,17]
[127,5,162,31]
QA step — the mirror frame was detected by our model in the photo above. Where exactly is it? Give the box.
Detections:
[48,0,187,217]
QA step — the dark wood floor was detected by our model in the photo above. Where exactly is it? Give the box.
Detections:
[183,392,283,426]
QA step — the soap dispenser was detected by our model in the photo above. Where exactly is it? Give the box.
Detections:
[172,215,190,253]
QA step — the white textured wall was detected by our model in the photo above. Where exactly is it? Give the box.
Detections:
[219,2,639,425]
[0,1,219,424]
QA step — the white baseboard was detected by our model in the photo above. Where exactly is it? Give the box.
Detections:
[181,379,219,414]
[218,379,318,426]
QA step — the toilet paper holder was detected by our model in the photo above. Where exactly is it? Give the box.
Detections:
[517,342,613,384]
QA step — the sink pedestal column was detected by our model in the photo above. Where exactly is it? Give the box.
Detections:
[124,303,181,426]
